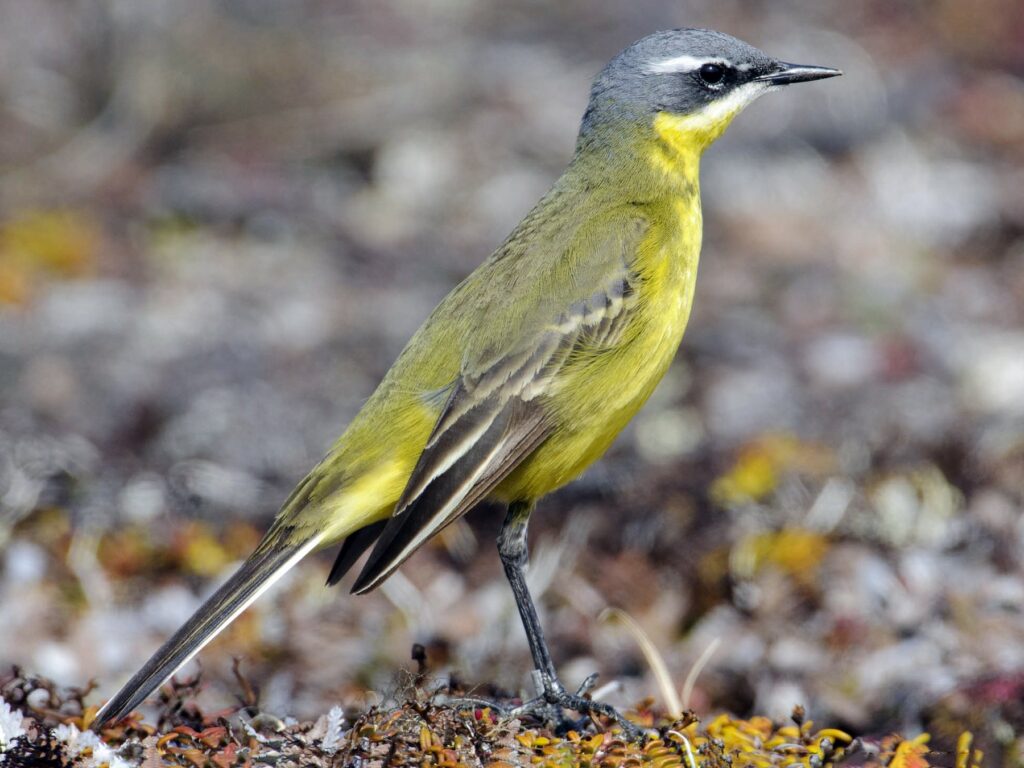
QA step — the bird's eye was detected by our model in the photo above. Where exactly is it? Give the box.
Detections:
[698,63,726,86]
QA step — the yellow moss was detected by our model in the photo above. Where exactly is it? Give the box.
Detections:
[711,450,777,505]
[887,734,931,768]
[179,522,234,578]
[0,209,100,305]
[711,433,836,506]
[955,731,985,768]
[71,688,976,768]
[731,528,831,583]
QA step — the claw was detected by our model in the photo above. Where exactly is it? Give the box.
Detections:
[509,680,644,742]
[575,673,600,696]
[445,681,645,742]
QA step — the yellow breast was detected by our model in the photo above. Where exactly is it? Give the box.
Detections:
[497,183,703,503]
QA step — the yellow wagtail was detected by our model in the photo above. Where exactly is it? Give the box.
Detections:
[94,28,839,733]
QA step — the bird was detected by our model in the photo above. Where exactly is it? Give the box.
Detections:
[93,28,840,733]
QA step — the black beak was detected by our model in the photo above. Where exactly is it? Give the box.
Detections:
[756,62,842,85]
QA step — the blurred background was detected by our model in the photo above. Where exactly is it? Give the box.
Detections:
[1,0,1023,755]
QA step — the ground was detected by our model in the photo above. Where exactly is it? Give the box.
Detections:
[0,1,1023,766]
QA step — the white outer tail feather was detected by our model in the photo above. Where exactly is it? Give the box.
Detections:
[94,532,323,726]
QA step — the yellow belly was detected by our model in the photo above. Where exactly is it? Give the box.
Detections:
[495,198,701,503]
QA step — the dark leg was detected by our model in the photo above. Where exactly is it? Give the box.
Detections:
[497,501,642,739]
[497,501,560,686]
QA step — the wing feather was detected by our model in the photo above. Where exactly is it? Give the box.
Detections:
[350,237,643,594]
[326,520,387,586]
[351,398,548,593]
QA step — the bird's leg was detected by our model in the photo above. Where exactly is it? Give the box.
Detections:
[498,502,559,686]
[498,501,641,740]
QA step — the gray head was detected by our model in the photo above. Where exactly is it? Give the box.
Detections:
[581,29,840,145]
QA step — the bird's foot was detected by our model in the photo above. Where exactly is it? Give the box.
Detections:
[444,673,644,741]
[509,672,644,741]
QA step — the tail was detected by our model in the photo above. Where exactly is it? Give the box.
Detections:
[92,531,322,730]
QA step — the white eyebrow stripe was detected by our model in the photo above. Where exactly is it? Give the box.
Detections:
[646,54,727,74]
[646,56,758,76]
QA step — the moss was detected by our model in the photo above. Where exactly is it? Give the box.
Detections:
[0,669,986,768]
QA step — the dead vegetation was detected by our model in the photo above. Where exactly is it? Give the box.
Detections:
[0,669,988,767]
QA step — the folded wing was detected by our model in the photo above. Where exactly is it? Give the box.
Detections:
[350,265,639,594]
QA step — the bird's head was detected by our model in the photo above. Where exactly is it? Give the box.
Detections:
[581,28,840,152]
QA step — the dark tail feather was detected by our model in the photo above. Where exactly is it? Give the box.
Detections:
[326,521,387,586]
[92,533,321,730]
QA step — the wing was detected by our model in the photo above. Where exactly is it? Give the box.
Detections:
[326,519,386,586]
[349,268,640,594]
